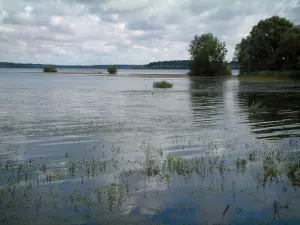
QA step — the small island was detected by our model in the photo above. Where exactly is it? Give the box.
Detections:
[107,65,117,75]
[43,67,57,73]
[153,81,173,88]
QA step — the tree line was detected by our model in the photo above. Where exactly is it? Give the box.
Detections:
[133,60,239,70]
[235,16,300,74]
[188,16,300,76]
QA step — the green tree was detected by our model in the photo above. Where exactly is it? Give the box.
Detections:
[234,36,252,74]
[276,26,300,70]
[188,33,230,76]
[107,65,117,74]
[235,16,300,74]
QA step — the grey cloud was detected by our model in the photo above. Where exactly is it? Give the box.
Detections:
[126,17,165,31]
[1,0,300,64]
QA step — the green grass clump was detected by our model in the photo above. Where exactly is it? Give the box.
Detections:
[153,81,173,88]
[43,67,57,73]
[263,163,279,184]
[236,157,247,170]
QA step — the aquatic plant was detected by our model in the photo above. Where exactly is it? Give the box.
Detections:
[43,67,57,73]
[144,159,160,177]
[94,186,105,203]
[286,162,300,186]
[0,139,299,225]
[236,157,247,172]
[153,81,173,88]
[248,150,259,161]
[263,163,279,184]
[280,200,291,209]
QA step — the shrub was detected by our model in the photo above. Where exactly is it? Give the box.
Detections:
[107,65,117,74]
[153,81,173,88]
[43,67,57,73]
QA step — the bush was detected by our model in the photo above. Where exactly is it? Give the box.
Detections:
[43,67,57,73]
[153,81,173,88]
[107,65,117,74]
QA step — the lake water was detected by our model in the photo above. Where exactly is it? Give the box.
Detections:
[0,68,190,75]
[0,68,240,75]
[0,69,300,225]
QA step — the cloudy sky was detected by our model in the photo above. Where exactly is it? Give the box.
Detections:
[0,0,299,65]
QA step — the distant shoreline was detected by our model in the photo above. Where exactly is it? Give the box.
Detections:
[18,71,189,78]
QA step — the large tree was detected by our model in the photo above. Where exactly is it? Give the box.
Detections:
[276,25,300,70]
[235,16,300,74]
[188,33,231,76]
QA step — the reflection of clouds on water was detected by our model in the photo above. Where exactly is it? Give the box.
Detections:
[2,74,300,224]
[237,81,300,140]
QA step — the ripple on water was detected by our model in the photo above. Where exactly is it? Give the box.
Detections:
[1,72,300,224]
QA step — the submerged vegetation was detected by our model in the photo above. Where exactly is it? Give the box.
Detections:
[43,66,57,73]
[287,162,300,185]
[153,80,173,88]
[1,138,300,224]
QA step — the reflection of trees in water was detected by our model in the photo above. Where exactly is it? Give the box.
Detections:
[189,78,225,124]
[237,81,300,138]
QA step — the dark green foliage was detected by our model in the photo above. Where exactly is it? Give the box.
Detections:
[43,67,57,73]
[153,81,173,88]
[235,16,300,75]
[134,60,239,70]
[188,33,231,76]
[107,65,117,74]
[134,60,191,69]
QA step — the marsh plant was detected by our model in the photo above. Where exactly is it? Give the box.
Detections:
[286,162,300,186]
[153,81,173,88]
[43,66,57,73]
[0,139,300,225]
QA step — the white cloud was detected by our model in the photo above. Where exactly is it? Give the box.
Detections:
[0,0,299,64]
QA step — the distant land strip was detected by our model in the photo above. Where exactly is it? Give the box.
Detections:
[0,60,240,70]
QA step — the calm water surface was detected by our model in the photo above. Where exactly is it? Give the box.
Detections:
[0,70,300,225]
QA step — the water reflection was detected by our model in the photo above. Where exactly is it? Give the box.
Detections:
[1,72,300,225]
[189,77,224,123]
[237,81,300,139]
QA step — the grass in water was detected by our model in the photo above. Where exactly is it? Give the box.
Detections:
[43,67,57,73]
[287,162,300,186]
[236,157,247,172]
[153,81,173,88]
[0,140,300,225]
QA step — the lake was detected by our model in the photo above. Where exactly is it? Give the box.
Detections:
[0,69,300,225]
[0,68,240,75]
